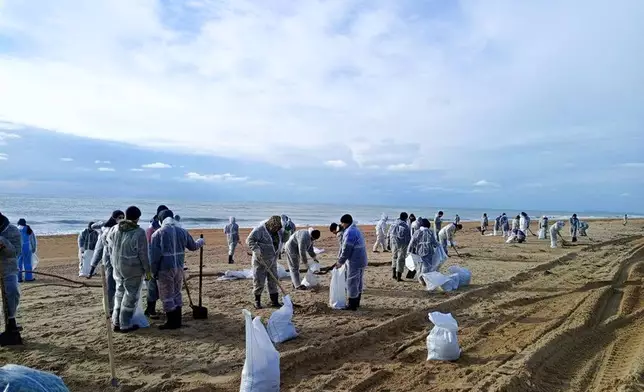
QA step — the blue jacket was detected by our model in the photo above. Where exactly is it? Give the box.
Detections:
[337,224,368,268]
[149,219,201,275]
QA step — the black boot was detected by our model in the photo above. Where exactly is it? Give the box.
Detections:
[397,272,403,282]
[228,255,234,264]
[270,293,282,308]
[0,320,22,346]
[159,309,177,330]
[392,268,397,280]
[343,297,358,311]
[7,318,19,332]
[145,301,159,320]
[175,307,184,328]
[356,294,362,309]
[254,295,262,309]
[119,325,140,334]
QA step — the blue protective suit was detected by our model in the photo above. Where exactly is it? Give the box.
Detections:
[0,216,21,319]
[17,226,36,282]
[337,224,368,299]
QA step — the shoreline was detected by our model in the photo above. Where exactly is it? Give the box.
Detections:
[35,217,639,238]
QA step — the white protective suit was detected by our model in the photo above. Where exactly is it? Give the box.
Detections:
[284,229,318,288]
[538,217,549,239]
[373,214,388,252]
[438,223,457,253]
[550,221,565,248]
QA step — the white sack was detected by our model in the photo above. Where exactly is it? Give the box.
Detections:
[31,253,40,271]
[301,269,319,288]
[218,264,290,281]
[447,266,471,287]
[313,247,325,255]
[538,228,546,239]
[79,250,94,277]
[131,283,150,328]
[422,272,459,292]
[426,312,461,361]
[309,262,321,273]
[240,310,280,392]
[405,254,421,272]
[329,265,347,309]
[267,295,298,344]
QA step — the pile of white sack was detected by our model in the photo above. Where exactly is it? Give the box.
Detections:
[301,262,321,288]
[421,265,471,292]
[217,264,290,281]
[426,312,461,361]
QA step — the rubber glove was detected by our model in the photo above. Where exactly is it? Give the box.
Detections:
[80,247,85,254]
[145,271,153,281]
[196,238,205,248]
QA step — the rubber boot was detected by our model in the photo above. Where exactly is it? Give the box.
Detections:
[270,293,282,308]
[254,295,262,309]
[119,325,140,334]
[397,272,403,282]
[0,320,22,346]
[159,309,177,330]
[392,268,397,280]
[145,301,159,320]
[356,294,362,309]
[228,255,234,264]
[343,297,358,311]
[175,307,184,328]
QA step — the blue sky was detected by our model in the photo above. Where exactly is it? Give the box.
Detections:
[0,0,643,213]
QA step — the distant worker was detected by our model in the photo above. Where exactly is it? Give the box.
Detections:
[16,219,37,283]
[434,211,444,239]
[408,218,439,280]
[512,215,520,232]
[494,215,501,236]
[454,214,461,225]
[438,223,463,255]
[78,221,99,277]
[408,214,417,232]
[624,214,628,226]
[481,213,489,235]
[285,228,320,290]
[538,216,549,239]
[569,214,580,242]
[334,214,367,311]
[579,221,589,237]
[388,212,411,282]
[501,213,510,237]
[373,214,388,253]
[224,216,240,264]
[550,221,566,248]
[247,216,284,309]
[278,214,296,259]
[411,215,422,236]
[519,212,530,240]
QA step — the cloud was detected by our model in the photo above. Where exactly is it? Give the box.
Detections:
[130,168,145,172]
[621,193,631,197]
[142,162,172,169]
[386,163,418,172]
[0,131,21,145]
[60,157,74,162]
[619,163,644,168]
[94,160,111,164]
[0,153,7,160]
[246,180,272,186]
[97,167,115,172]
[324,160,347,168]
[474,179,500,187]
[2,0,642,172]
[184,172,248,182]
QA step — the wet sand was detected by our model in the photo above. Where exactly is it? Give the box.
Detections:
[1,219,643,391]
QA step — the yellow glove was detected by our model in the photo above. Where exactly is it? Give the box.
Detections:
[145,271,153,281]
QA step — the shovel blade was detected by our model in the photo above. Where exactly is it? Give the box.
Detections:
[192,306,208,320]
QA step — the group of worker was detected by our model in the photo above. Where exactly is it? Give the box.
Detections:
[79,205,205,333]
[371,211,462,283]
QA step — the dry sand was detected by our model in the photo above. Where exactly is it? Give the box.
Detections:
[1,219,643,391]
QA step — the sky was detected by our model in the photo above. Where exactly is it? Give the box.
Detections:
[0,0,643,213]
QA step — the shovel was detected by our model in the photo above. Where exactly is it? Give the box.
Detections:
[451,244,461,257]
[254,254,302,308]
[191,234,208,319]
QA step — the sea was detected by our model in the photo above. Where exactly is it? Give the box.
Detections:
[0,195,637,236]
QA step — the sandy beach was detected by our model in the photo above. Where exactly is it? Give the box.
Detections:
[1,219,643,391]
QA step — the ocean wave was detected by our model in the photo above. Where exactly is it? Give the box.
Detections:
[180,217,229,223]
